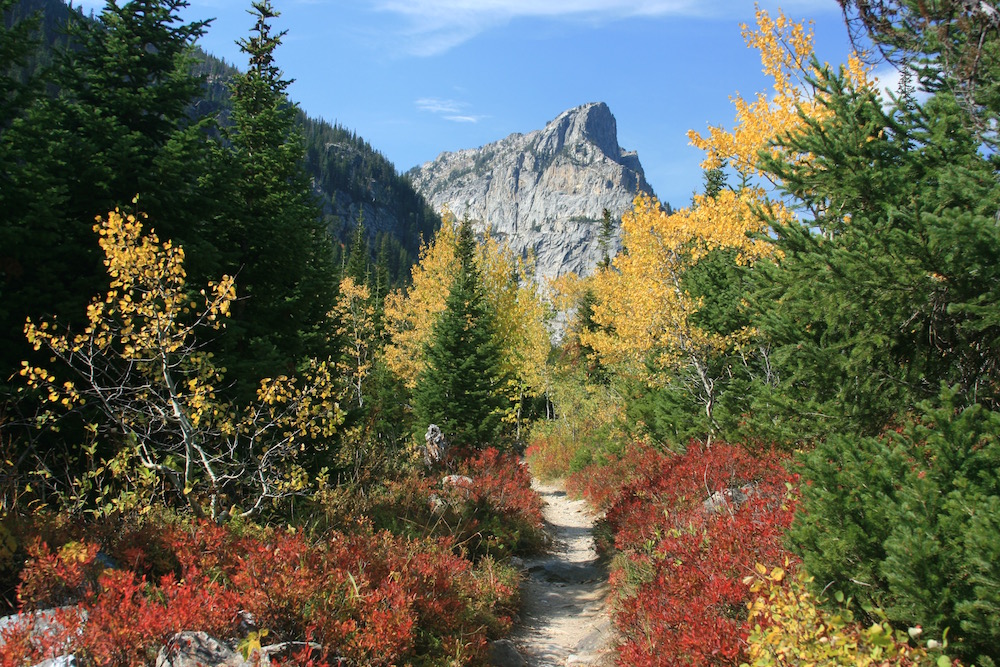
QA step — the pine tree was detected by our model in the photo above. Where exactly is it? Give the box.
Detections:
[839,0,999,151]
[412,217,508,449]
[214,0,337,392]
[748,49,1000,667]
[0,0,40,131]
[791,388,1000,666]
[597,208,614,269]
[0,0,217,378]
[750,66,1000,439]
[372,235,392,334]
[345,210,369,285]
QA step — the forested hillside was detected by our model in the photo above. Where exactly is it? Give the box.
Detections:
[1,1,999,666]
[191,53,439,285]
[2,0,439,298]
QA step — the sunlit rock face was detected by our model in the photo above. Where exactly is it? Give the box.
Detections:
[408,102,655,283]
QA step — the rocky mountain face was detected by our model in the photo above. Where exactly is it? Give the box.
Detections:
[407,102,655,283]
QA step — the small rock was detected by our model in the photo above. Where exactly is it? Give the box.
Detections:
[0,607,87,660]
[488,639,526,667]
[258,641,325,666]
[442,474,473,487]
[35,658,75,667]
[428,493,447,514]
[235,610,257,635]
[703,484,755,514]
[155,631,242,667]
[441,474,474,501]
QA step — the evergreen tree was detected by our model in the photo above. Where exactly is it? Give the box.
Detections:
[213,0,337,391]
[371,234,392,335]
[412,217,508,449]
[701,165,728,199]
[345,211,369,285]
[0,0,40,131]
[839,0,999,151]
[747,56,1000,666]
[0,0,217,377]
[597,208,614,269]
[791,387,1000,666]
[749,66,1000,440]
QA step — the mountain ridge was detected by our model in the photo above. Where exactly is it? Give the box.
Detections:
[408,102,655,283]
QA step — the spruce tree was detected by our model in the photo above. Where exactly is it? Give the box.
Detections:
[746,53,1000,666]
[0,0,217,377]
[412,217,508,449]
[748,65,1000,440]
[214,0,337,392]
[345,211,369,285]
[597,208,614,269]
[0,0,39,131]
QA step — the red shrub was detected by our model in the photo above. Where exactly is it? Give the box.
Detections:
[595,442,797,667]
[0,606,85,667]
[17,539,103,611]
[566,442,667,510]
[459,447,544,527]
[7,519,517,667]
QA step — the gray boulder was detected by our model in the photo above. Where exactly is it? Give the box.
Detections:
[0,607,87,666]
[488,638,527,667]
[703,484,756,514]
[156,632,329,667]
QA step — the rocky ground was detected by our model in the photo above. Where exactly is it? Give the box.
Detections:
[509,480,613,666]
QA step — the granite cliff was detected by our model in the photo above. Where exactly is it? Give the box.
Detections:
[407,102,655,282]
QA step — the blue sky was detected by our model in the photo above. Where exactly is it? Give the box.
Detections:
[79,1,901,208]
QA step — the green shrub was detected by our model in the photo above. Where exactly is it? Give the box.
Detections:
[791,386,1000,665]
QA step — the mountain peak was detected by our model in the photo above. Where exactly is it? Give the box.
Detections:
[409,103,655,283]
[542,102,620,160]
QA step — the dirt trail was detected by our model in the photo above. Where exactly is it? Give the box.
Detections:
[510,480,613,666]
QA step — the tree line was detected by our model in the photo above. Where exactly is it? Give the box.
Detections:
[1,0,553,534]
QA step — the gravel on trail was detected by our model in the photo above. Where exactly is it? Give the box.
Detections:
[509,479,613,667]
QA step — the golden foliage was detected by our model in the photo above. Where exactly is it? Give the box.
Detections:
[689,6,873,182]
[24,209,235,426]
[582,8,868,391]
[22,208,343,520]
[743,565,949,667]
[581,194,758,383]
[383,214,458,389]
[479,230,550,408]
[329,276,376,409]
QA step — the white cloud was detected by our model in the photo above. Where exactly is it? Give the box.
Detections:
[373,0,835,56]
[416,97,466,114]
[416,97,486,123]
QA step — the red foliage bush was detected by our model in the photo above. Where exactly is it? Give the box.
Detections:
[0,606,84,667]
[565,442,666,511]
[17,539,103,611]
[366,447,545,559]
[583,442,797,667]
[457,447,544,527]
[7,519,519,667]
